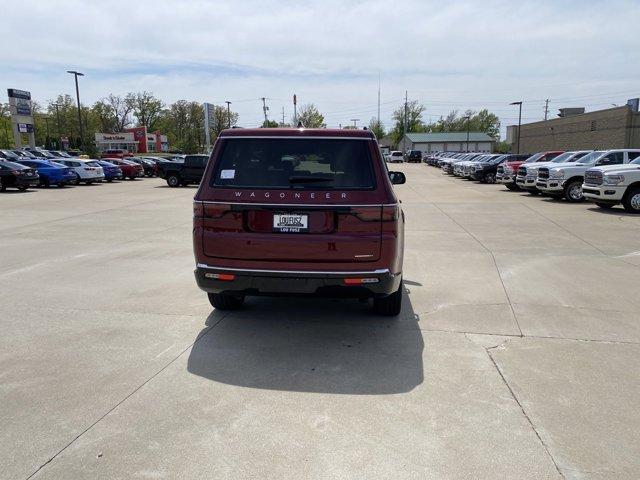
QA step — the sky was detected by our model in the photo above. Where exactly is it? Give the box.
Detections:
[2,0,640,137]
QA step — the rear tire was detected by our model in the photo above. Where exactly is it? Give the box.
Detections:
[373,280,403,316]
[595,202,614,210]
[484,172,496,183]
[622,186,640,213]
[167,174,181,187]
[208,292,245,310]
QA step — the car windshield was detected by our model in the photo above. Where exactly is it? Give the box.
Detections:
[0,160,26,169]
[86,161,101,167]
[213,138,375,190]
[630,158,640,165]
[490,155,508,164]
[524,152,545,163]
[550,152,577,163]
[575,151,606,164]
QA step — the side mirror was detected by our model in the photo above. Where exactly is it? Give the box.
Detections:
[389,171,406,185]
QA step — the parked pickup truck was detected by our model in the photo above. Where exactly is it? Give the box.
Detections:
[583,156,640,212]
[497,151,562,190]
[516,150,592,194]
[537,149,640,202]
[157,154,209,187]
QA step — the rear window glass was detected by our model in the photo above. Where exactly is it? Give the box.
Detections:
[212,138,375,190]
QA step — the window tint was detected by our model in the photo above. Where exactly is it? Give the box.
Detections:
[213,138,375,190]
[599,152,624,165]
[627,151,640,160]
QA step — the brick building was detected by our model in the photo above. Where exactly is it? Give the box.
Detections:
[507,102,640,154]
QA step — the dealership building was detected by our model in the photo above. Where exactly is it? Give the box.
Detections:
[507,100,640,153]
[94,126,168,154]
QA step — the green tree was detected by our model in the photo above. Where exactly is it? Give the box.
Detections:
[390,100,426,147]
[295,104,325,128]
[132,91,164,131]
[426,109,500,139]
[368,117,385,139]
[0,103,11,148]
[262,119,279,128]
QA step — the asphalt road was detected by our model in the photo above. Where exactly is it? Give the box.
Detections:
[1,165,639,479]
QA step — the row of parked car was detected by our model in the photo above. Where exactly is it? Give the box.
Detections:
[422,149,640,213]
[0,147,193,191]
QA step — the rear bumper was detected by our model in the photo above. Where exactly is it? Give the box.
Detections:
[195,264,401,298]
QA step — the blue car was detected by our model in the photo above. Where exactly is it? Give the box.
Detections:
[14,159,77,188]
[96,160,123,182]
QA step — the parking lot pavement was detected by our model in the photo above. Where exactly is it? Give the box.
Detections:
[1,168,638,479]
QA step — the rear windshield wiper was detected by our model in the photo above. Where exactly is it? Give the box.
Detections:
[288,176,334,183]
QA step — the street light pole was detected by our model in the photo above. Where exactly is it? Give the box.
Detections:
[350,118,360,128]
[67,70,85,150]
[510,101,522,154]
[225,101,232,129]
[52,103,62,149]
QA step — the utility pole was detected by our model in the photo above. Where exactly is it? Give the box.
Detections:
[377,72,381,124]
[225,101,232,128]
[544,99,549,121]
[464,115,471,152]
[67,70,85,150]
[261,97,269,123]
[403,90,408,153]
[281,107,285,127]
[53,103,62,148]
[510,101,523,154]
[350,119,360,128]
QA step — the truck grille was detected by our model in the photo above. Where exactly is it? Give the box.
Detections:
[517,166,527,177]
[584,170,603,186]
[538,168,549,180]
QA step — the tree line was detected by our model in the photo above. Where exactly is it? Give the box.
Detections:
[0,93,505,153]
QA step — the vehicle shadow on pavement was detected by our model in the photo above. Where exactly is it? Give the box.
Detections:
[187,289,423,395]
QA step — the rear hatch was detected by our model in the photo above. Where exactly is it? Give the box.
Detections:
[199,137,384,263]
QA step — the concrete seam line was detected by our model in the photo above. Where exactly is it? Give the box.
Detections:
[520,203,640,271]
[485,348,566,480]
[435,328,640,345]
[24,311,231,480]
[432,203,524,337]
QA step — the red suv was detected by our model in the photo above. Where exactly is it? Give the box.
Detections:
[497,151,563,190]
[193,128,406,315]
[101,149,133,159]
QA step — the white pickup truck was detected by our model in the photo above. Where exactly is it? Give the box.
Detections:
[583,157,640,212]
[536,150,640,202]
[516,150,591,194]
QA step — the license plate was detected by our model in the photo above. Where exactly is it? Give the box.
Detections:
[273,213,308,233]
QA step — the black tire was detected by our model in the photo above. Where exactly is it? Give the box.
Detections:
[57,182,65,188]
[17,185,28,191]
[107,179,113,183]
[528,189,540,195]
[208,292,245,310]
[484,172,496,184]
[42,178,50,188]
[373,280,403,316]
[505,184,519,191]
[74,174,81,185]
[0,184,6,192]
[167,174,181,187]
[564,180,584,202]
[595,202,614,210]
[622,186,640,214]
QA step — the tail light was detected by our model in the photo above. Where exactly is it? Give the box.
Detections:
[204,272,235,281]
[344,277,379,285]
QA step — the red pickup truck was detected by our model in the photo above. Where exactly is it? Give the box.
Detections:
[100,149,133,159]
[497,151,563,190]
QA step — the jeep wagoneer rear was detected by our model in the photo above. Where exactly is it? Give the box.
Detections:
[193,128,406,315]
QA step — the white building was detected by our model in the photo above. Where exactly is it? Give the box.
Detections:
[400,132,496,153]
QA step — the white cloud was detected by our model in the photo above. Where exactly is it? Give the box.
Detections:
[2,0,639,134]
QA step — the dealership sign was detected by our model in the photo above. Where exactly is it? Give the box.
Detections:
[7,88,35,147]
[7,88,33,116]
